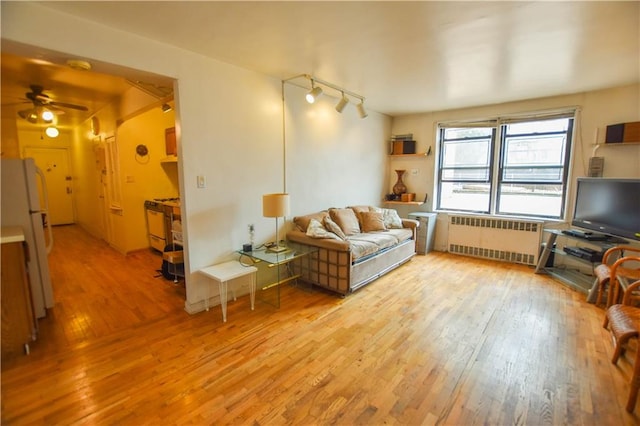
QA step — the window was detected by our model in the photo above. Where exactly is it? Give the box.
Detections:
[436,113,574,219]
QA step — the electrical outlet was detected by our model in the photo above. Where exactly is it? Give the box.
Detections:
[197,175,206,188]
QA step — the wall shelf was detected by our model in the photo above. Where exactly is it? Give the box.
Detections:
[388,153,427,158]
[160,155,178,163]
[384,201,424,205]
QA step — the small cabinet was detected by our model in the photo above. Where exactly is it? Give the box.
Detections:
[408,212,437,254]
[165,127,177,156]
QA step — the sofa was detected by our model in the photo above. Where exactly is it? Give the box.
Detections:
[286,205,419,295]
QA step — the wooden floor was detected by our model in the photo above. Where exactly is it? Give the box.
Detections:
[1,225,638,425]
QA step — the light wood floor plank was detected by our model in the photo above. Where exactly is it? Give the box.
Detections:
[1,224,638,424]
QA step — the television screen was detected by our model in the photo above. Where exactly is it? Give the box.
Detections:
[571,178,640,241]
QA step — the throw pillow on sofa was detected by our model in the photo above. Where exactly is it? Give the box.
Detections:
[359,211,386,232]
[294,211,330,232]
[329,208,361,236]
[324,216,347,240]
[306,218,341,240]
[371,207,403,229]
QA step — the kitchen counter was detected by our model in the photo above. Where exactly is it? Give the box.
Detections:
[1,226,26,244]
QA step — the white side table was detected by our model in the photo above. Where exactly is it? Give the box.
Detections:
[198,261,257,322]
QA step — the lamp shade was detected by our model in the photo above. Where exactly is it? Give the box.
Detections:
[262,193,290,218]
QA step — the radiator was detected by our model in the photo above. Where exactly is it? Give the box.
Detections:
[447,215,542,266]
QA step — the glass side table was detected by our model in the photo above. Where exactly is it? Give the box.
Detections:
[236,242,317,308]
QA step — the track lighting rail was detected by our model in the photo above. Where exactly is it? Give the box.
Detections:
[283,73,365,102]
[283,73,367,118]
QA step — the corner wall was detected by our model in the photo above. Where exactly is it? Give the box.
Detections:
[391,84,640,251]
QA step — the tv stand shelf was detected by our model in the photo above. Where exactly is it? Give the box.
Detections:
[535,229,621,295]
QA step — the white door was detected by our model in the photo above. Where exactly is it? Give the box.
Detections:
[24,147,75,225]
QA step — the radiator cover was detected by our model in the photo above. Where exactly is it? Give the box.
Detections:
[447,215,542,266]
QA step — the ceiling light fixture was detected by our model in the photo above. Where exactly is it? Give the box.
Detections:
[66,59,92,71]
[45,126,59,138]
[284,74,368,119]
[335,93,349,113]
[41,109,55,122]
[306,82,323,104]
[18,110,38,123]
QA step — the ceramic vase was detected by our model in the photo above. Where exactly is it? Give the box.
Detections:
[393,170,407,195]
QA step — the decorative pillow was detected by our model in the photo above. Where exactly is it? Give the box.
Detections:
[293,211,329,232]
[306,218,341,240]
[360,211,386,232]
[329,208,361,236]
[324,216,347,240]
[348,205,373,215]
[380,208,403,229]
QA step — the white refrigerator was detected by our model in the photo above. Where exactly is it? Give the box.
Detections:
[1,158,54,318]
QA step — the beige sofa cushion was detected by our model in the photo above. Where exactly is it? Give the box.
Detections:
[329,208,361,235]
[306,218,341,240]
[349,205,373,215]
[371,207,403,229]
[359,211,386,232]
[293,211,329,232]
[324,216,347,240]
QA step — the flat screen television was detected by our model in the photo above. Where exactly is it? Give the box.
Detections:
[571,178,640,241]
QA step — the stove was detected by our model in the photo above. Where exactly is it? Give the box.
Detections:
[144,198,181,251]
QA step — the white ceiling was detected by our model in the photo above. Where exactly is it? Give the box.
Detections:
[2,1,639,127]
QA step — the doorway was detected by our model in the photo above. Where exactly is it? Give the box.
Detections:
[23,146,75,225]
[1,47,186,354]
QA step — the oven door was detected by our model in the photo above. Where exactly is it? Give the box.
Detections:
[146,208,166,251]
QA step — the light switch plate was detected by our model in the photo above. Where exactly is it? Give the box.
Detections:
[197,175,206,188]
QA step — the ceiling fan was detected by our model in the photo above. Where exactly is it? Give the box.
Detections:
[16,84,89,123]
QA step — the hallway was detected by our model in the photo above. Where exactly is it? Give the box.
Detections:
[17,225,186,360]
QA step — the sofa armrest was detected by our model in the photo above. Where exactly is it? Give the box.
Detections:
[402,218,419,230]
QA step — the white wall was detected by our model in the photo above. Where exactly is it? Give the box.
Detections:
[1,2,390,313]
[285,83,391,217]
[391,84,640,250]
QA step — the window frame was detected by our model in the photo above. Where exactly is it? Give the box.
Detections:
[435,111,576,220]
[437,127,496,214]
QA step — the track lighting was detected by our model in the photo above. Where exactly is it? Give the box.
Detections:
[356,102,368,119]
[284,74,368,119]
[306,84,323,104]
[335,94,349,113]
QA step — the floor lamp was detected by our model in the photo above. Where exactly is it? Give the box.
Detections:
[263,193,290,253]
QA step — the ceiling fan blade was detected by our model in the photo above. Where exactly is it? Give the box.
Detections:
[1,100,30,107]
[49,101,88,111]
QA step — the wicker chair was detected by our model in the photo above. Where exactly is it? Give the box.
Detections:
[593,246,640,307]
[604,279,640,412]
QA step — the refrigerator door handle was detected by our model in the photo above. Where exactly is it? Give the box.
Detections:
[35,167,54,255]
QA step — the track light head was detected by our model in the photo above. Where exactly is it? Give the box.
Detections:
[335,94,349,113]
[306,85,323,104]
[356,101,368,119]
